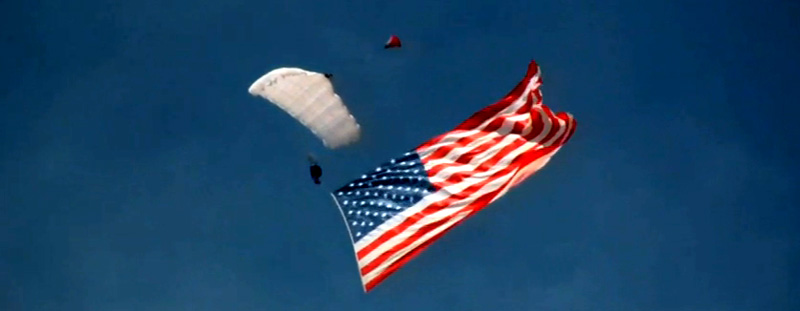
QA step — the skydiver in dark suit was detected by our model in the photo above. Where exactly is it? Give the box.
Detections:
[308,154,322,185]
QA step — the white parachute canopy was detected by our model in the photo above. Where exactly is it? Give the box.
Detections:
[248,67,361,149]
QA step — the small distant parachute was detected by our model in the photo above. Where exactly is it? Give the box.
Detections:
[248,67,361,149]
[384,35,402,49]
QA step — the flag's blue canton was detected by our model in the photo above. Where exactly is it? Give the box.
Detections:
[333,151,437,243]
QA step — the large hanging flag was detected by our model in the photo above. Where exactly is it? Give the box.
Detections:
[330,60,577,292]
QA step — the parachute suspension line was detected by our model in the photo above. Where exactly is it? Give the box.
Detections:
[328,191,369,292]
[317,180,334,193]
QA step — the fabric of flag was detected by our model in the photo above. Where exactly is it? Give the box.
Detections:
[330,60,577,292]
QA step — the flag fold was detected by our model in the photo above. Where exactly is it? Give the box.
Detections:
[331,60,577,292]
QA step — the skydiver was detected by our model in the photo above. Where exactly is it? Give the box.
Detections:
[308,154,322,185]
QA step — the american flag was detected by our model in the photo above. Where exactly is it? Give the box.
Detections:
[330,60,577,292]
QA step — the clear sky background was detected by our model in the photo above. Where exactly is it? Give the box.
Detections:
[2,0,798,310]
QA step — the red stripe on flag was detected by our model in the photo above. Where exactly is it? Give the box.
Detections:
[351,60,576,292]
[419,101,534,165]
[422,93,543,177]
[358,111,573,277]
[357,63,562,262]
[449,62,542,131]
[362,174,522,291]
[415,62,542,152]
[428,110,553,189]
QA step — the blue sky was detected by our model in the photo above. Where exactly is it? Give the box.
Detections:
[2,0,798,310]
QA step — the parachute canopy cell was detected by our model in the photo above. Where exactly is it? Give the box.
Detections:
[248,67,361,149]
